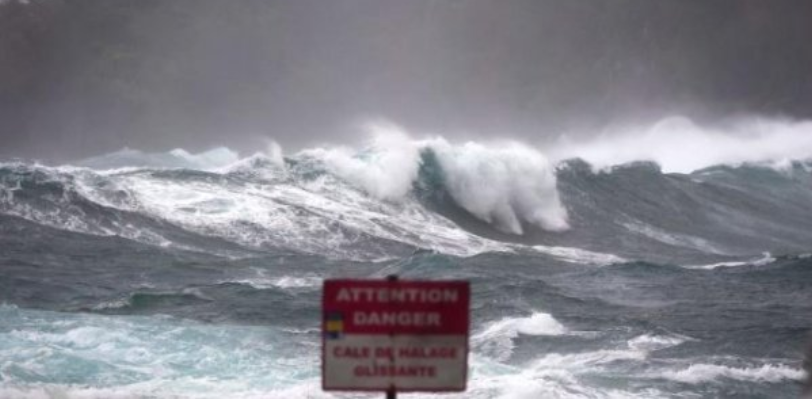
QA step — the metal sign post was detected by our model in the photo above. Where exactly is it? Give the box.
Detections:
[387,275,398,400]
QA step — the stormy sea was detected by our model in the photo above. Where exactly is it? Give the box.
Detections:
[1,121,811,398]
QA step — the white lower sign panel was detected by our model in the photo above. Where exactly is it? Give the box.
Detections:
[323,335,468,391]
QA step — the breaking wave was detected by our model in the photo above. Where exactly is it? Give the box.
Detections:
[658,363,806,384]
[2,119,812,262]
[472,312,568,361]
[548,116,812,173]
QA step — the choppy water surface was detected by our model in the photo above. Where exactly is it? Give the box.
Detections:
[1,135,811,397]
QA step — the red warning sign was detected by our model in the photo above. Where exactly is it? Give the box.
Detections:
[322,279,470,392]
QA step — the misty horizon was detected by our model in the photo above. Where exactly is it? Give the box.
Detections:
[2,0,812,162]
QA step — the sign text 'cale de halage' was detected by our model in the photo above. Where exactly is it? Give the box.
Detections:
[322,279,470,392]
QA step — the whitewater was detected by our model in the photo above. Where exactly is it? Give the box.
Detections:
[1,117,811,398]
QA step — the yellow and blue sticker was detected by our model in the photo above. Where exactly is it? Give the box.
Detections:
[325,311,343,339]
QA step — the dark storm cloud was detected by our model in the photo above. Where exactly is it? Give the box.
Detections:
[1,0,811,161]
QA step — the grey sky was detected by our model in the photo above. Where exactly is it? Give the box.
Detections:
[1,0,811,161]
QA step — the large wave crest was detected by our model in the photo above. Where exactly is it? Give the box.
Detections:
[3,118,812,261]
